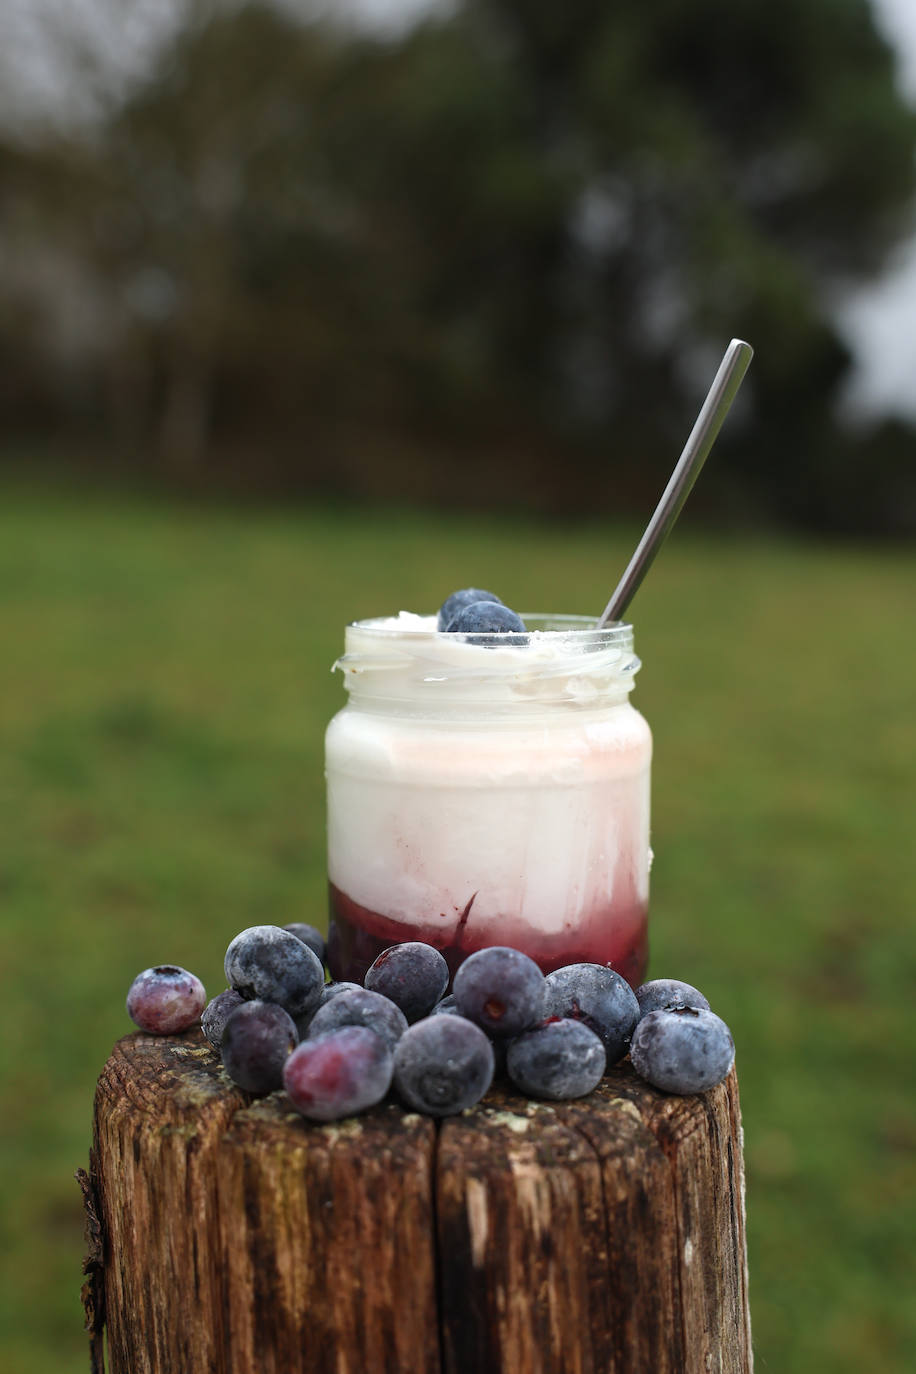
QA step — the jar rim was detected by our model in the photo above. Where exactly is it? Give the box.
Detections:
[348,613,632,645]
[336,614,639,710]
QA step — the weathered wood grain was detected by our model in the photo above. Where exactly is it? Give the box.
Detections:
[437,1085,612,1374]
[86,1031,752,1374]
[91,1032,248,1373]
[214,1089,438,1373]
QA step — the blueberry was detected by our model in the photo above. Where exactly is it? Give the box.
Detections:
[201,988,245,1048]
[507,1019,606,1100]
[126,965,207,1035]
[294,981,362,1039]
[437,588,503,631]
[452,946,545,1037]
[364,942,450,1023]
[220,999,299,1094]
[306,986,408,1052]
[629,1008,735,1095]
[224,925,324,1019]
[635,978,710,1017]
[393,1015,494,1115]
[429,993,507,1070]
[321,980,363,1002]
[284,1026,393,1122]
[444,602,527,639]
[542,963,640,1065]
[282,922,327,966]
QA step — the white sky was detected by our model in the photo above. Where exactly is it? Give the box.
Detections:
[838,0,916,421]
[870,0,916,99]
[2,0,915,422]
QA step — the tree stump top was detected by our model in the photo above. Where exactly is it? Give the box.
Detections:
[85,1029,752,1374]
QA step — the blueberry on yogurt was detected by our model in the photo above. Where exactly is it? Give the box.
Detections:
[445,602,527,641]
[437,588,503,631]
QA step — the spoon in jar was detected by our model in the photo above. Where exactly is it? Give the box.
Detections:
[597,338,753,628]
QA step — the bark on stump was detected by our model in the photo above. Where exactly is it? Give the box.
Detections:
[82,1029,752,1374]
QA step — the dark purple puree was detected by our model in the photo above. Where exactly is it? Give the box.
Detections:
[327,883,648,988]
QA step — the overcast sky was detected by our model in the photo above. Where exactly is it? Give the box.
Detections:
[839,0,916,421]
[2,0,916,421]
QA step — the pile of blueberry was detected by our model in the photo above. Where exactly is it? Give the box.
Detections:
[437,587,526,637]
[125,926,735,1123]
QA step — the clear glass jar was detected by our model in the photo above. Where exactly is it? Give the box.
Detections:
[324,614,651,987]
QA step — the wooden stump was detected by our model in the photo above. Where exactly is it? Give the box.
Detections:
[81,1029,752,1374]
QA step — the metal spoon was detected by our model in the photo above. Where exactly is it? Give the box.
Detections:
[597,338,754,628]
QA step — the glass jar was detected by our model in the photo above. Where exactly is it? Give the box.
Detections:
[324,614,651,987]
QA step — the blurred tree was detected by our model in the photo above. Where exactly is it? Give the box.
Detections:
[2,0,915,528]
[311,0,916,520]
[61,5,355,475]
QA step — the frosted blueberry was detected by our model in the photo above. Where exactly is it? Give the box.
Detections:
[126,965,206,1035]
[220,1000,298,1094]
[393,1015,494,1116]
[294,981,362,1039]
[321,980,363,1002]
[437,588,503,631]
[629,1008,735,1094]
[284,1026,393,1122]
[507,1019,606,1100]
[307,986,408,1052]
[282,922,327,966]
[635,978,710,1017]
[453,946,545,1037]
[201,988,245,1048]
[445,602,527,640]
[365,942,450,1023]
[542,963,640,1064]
[224,925,324,1020]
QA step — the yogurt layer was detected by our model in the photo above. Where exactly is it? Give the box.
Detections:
[326,613,651,944]
[327,708,651,939]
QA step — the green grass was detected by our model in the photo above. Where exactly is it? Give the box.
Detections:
[0,477,913,1372]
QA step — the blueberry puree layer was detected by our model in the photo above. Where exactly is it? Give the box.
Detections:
[327,883,648,989]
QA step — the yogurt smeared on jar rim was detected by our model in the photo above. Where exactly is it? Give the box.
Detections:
[335,612,640,708]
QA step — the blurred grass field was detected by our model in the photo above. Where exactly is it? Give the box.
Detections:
[0,475,913,1373]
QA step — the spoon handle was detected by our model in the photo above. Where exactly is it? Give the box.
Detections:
[597,338,754,628]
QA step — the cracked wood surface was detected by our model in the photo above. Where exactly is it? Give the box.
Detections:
[87,1029,752,1374]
